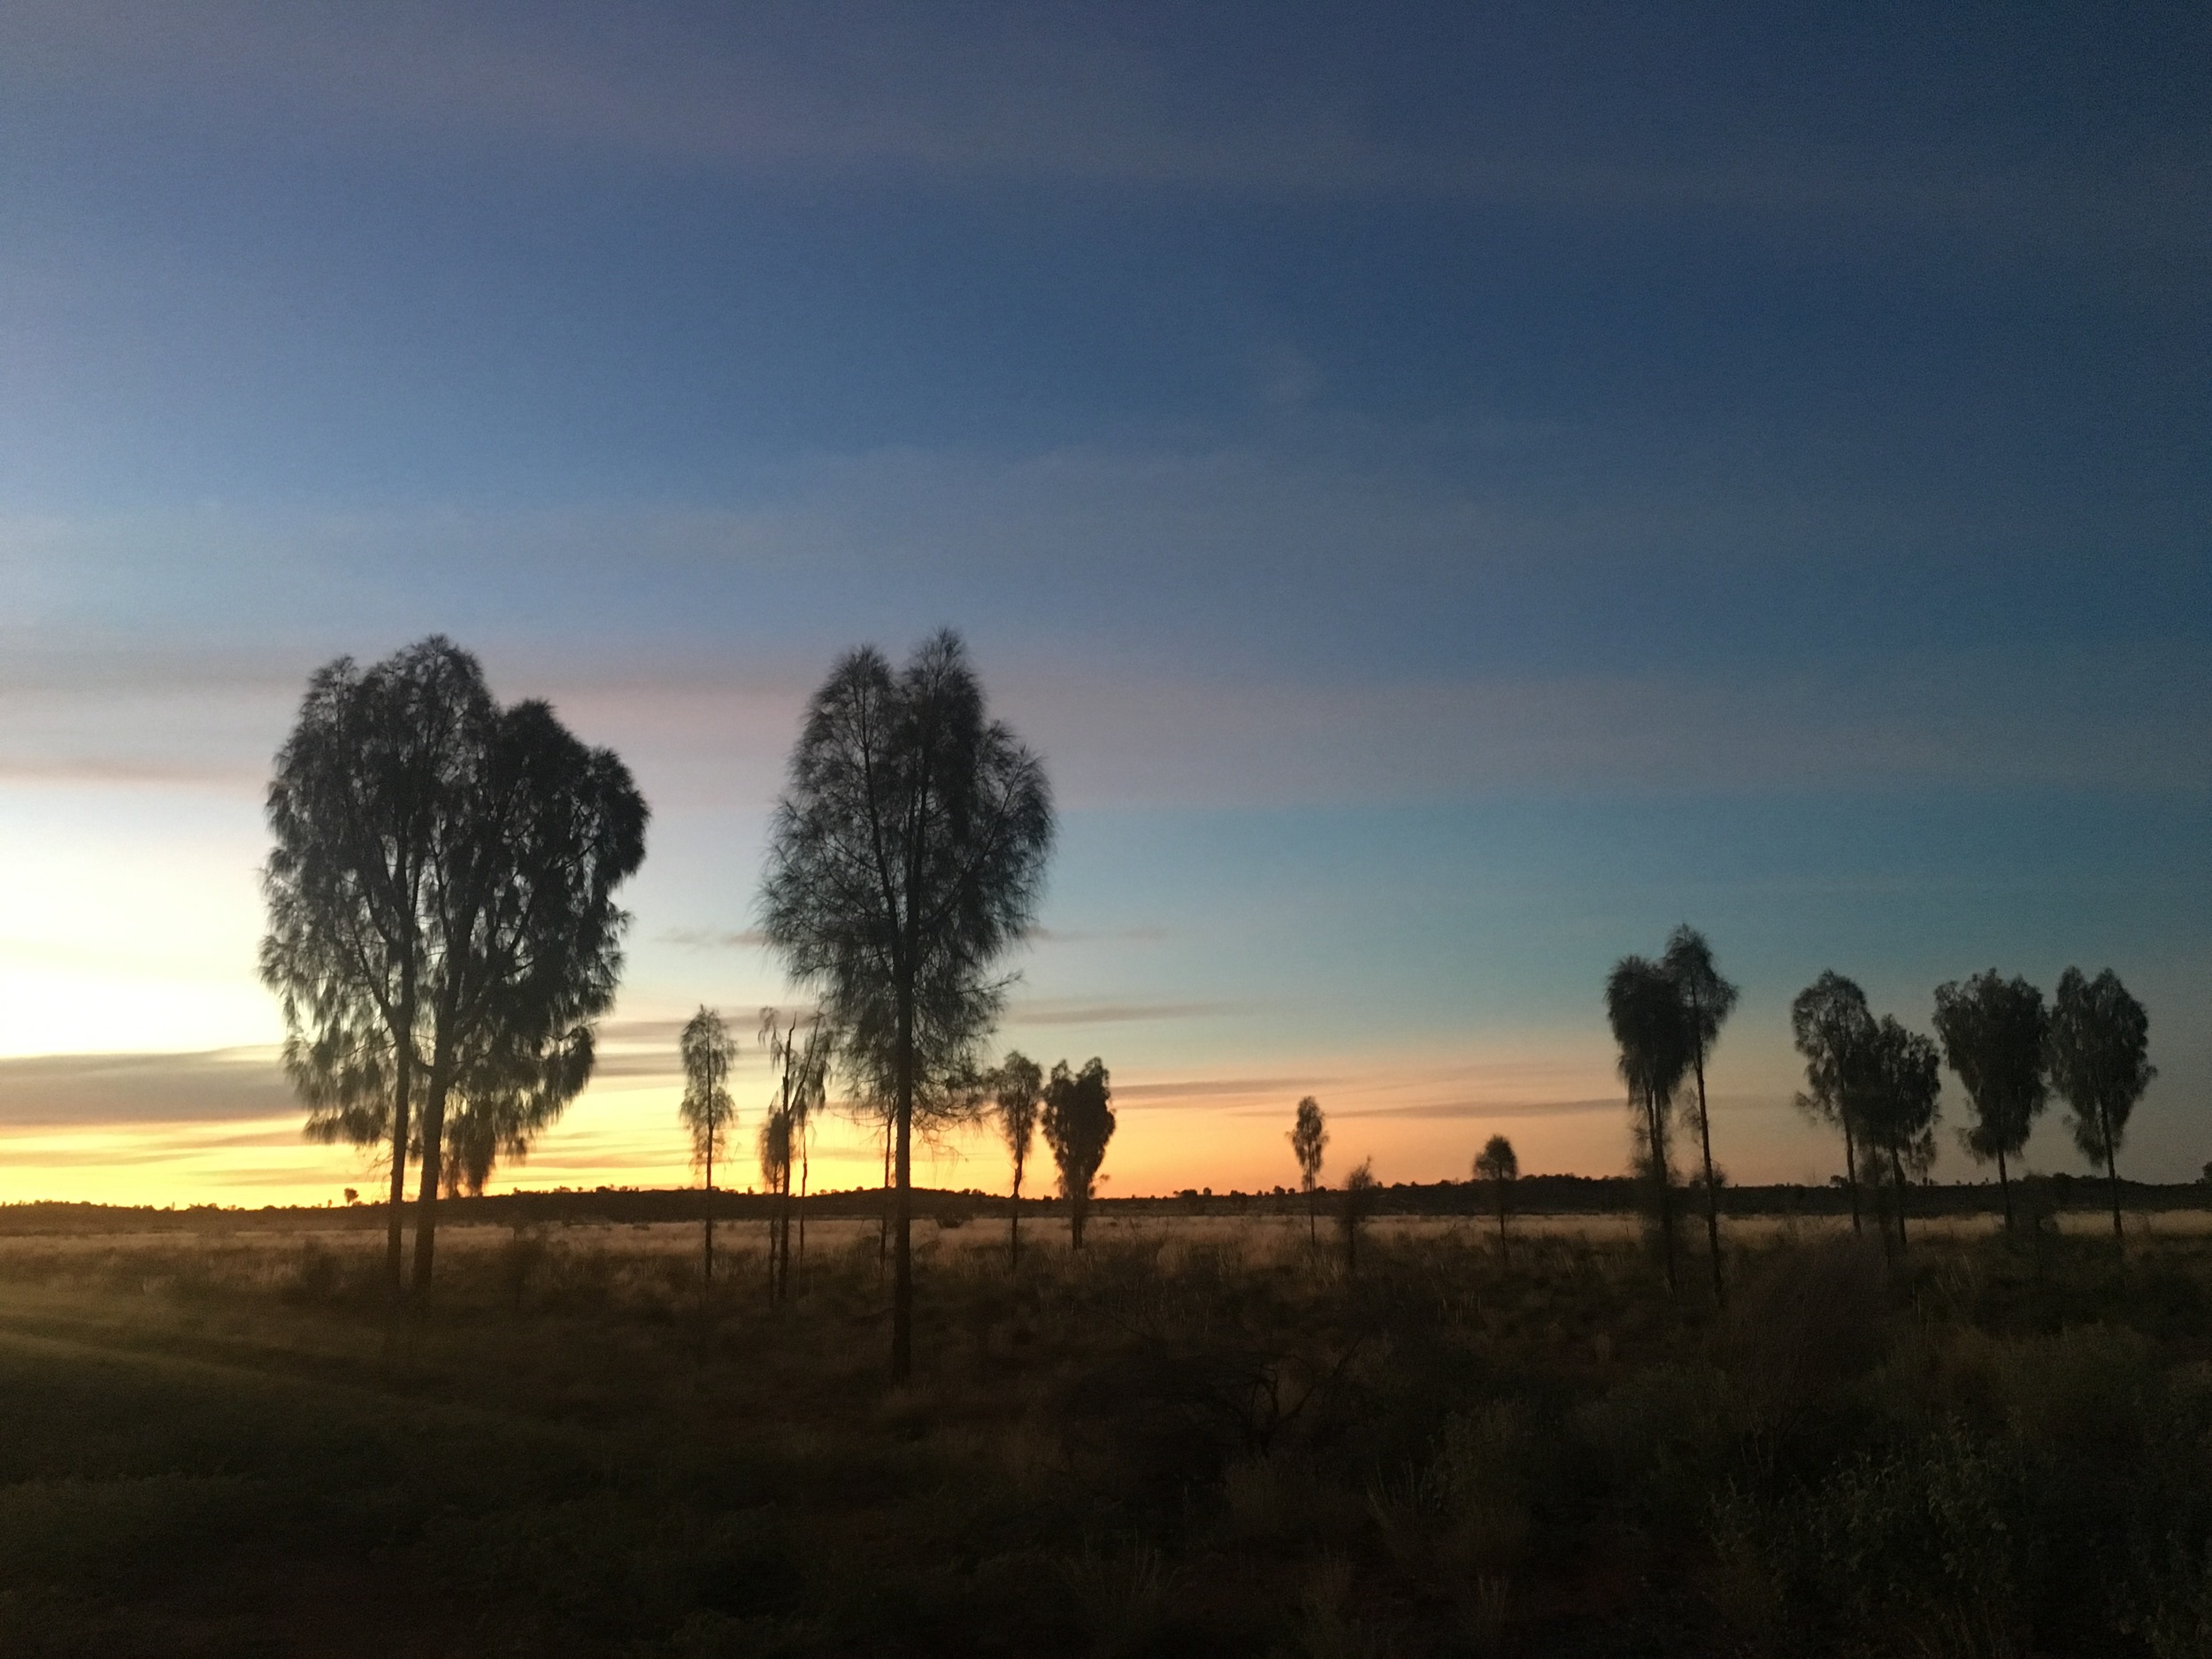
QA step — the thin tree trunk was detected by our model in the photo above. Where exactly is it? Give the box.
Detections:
[878,1122,890,1270]
[1996,1145,2012,1236]
[797,1138,808,1279]
[891,993,914,1382]
[386,1013,412,1296]
[703,1139,714,1292]
[1843,1125,1863,1234]
[1891,1144,1909,1252]
[1008,1168,1021,1270]
[411,1067,449,1292]
[2105,1109,2125,1258]
[780,1056,797,1302]
[1647,1085,1678,1294]
[1071,1186,1087,1251]
[1693,1044,1724,1306]
[1307,1184,1317,1247]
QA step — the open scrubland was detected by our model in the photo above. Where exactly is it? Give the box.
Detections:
[3,1210,2212,1656]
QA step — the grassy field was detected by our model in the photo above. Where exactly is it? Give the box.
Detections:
[2,1210,2210,1656]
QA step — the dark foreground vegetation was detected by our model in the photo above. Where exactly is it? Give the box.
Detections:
[4,1217,2212,1657]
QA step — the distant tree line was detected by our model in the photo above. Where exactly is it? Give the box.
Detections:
[1794,964,2154,1261]
[259,627,2170,1383]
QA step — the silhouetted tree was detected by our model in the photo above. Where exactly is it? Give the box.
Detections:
[1042,1057,1114,1250]
[262,637,647,1293]
[1606,956,1694,1294]
[2047,966,2155,1254]
[261,641,481,1291]
[1932,971,2048,1235]
[789,1016,831,1276]
[1792,972,1877,1235]
[758,1105,793,1301]
[1473,1134,1517,1253]
[1663,926,1739,1304]
[993,1051,1044,1268]
[760,1014,792,1302]
[757,1008,832,1302]
[1289,1096,1328,1245]
[1340,1158,1379,1272]
[678,1007,736,1290]
[760,631,1053,1380]
[1856,1015,1941,1252]
[872,1097,894,1270]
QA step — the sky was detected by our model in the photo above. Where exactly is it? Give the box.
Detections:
[1,2,2206,1204]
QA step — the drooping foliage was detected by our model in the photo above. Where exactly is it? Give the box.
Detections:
[758,1008,833,1302]
[759,631,1053,1377]
[262,640,488,1286]
[1289,1095,1328,1243]
[2047,965,2155,1250]
[993,1051,1044,1268]
[678,1006,736,1286]
[1473,1133,1517,1248]
[1041,1057,1114,1250]
[1932,971,2048,1233]
[757,1103,794,1298]
[1854,1014,1943,1249]
[1791,972,1877,1235]
[262,637,648,1290]
[1663,924,1739,1302]
[1605,955,1694,1292]
[680,1007,737,1175]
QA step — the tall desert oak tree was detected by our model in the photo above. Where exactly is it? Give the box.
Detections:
[1474,1133,1518,1252]
[1043,1058,1114,1251]
[1663,926,1738,1304]
[1792,972,1876,1235]
[2047,966,2155,1253]
[262,637,647,1293]
[761,632,1053,1379]
[1288,1095,1328,1245]
[678,1007,736,1290]
[1855,1014,1942,1252]
[1932,972,2048,1234]
[758,1009,831,1302]
[993,1052,1044,1269]
[1605,955,1694,1294]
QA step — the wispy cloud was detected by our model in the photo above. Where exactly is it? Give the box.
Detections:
[12,454,2206,809]
[4,1,2193,251]
[1025,926,1171,946]
[1002,998,1240,1028]
[1113,1076,1340,1106]
[0,757,261,787]
[1280,1096,1623,1122]
[0,1047,291,1126]
[658,927,768,950]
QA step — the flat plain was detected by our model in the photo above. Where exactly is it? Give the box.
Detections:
[3,1207,2210,1656]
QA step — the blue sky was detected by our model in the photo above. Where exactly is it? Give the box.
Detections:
[1,3,2205,1200]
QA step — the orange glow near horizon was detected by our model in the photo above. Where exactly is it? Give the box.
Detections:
[0,1038,1851,1209]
